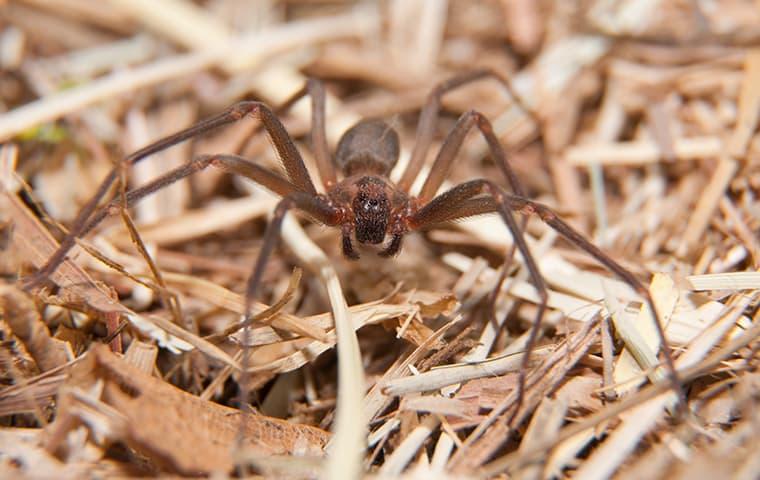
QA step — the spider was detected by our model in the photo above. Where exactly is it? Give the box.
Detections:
[25,69,682,413]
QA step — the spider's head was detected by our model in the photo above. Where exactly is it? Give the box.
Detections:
[352,177,389,244]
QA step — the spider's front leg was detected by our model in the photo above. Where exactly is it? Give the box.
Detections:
[76,153,304,240]
[409,179,548,421]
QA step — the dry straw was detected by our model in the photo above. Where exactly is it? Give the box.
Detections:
[1,1,758,479]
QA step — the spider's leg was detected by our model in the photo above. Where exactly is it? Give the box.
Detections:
[408,108,542,422]
[411,180,683,425]
[73,156,341,417]
[400,72,538,328]
[411,108,538,326]
[27,101,316,289]
[398,68,532,193]
[508,194,682,398]
[417,110,525,203]
[237,191,340,414]
[410,180,547,426]
[275,79,337,189]
[242,192,340,316]
[78,154,302,239]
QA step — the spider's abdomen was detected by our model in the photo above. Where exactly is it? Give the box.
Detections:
[335,119,400,177]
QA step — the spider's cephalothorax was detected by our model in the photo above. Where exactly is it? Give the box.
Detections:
[352,176,390,244]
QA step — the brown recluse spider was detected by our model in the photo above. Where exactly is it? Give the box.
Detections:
[25,69,683,417]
